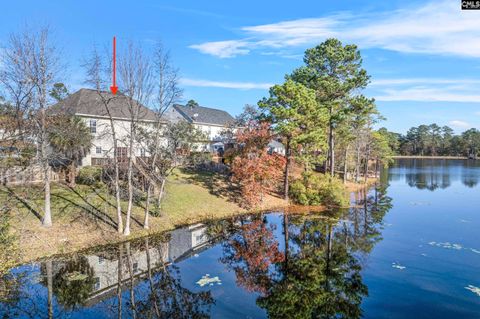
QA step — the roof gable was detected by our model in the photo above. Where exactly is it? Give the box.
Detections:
[50,89,158,121]
[173,104,234,126]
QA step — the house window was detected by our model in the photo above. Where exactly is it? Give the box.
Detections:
[115,147,128,162]
[95,146,102,154]
[90,120,97,133]
[94,277,100,290]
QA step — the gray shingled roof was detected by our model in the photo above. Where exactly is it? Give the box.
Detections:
[50,88,159,121]
[173,104,234,126]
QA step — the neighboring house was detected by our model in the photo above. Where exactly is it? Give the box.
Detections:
[172,104,235,153]
[268,140,286,156]
[50,88,181,167]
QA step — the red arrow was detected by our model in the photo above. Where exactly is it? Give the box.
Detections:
[110,36,118,95]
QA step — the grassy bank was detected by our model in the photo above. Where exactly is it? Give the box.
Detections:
[2,169,375,267]
[3,169,287,266]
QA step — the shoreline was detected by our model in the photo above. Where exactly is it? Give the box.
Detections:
[7,177,378,269]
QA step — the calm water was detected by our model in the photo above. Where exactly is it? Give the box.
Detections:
[1,159,480,318]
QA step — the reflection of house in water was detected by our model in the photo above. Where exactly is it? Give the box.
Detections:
[84,223,210,304]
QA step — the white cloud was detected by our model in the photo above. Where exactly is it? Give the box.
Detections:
[188,40,251,59]
[371,78,480,87]
[180,78,273,90]
[371,78,480,103]
[449,120,471,129]
[375,87,480,102]
[190,0,480,58]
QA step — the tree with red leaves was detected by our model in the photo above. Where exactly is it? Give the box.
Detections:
[221,216,284,294]
[230,121,286,209]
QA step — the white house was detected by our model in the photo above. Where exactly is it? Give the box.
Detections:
[172,103,235,153]
[51,89,235,167]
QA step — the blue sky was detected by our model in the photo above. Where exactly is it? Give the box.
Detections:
[2,0,480,134]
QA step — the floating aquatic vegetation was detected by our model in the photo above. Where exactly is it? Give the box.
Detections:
[66,271,89,281]
[392,262,406,270]
[428,241,480,255]
[465,285,480,297]
[196,274,222,287]
[410,201,430,206]
[428,241,463,250]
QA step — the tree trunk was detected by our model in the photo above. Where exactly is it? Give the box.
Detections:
[144,183,151,229]
[343,146,349,184]
[124,155,134,236]
[113,147,123,233]
[125,242,137,319]
[329,131,335,177]
[145,238,161,317]
[117,243,123,319]
[283,212,289,267]
[46,260,53,319]
[328,105,335,177]
[41,102,52,227]
[43,164,52,227]
[364,144,370,183]
[284,138,291,201]
[68,161,76,188]
[108,119,123,234]
[156,178,166,213]
[124,116,137,236]
[355,145,361,183]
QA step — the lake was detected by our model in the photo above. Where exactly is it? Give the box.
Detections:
[1,159,480,318]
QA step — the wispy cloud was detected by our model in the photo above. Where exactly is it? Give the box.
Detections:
[449,120,471,129]
[371,78,480,103]
[189,40,251,58]
[375,87,480,103]
[190,0,480,58]
[180,78,273,90]
[371,78,480,87]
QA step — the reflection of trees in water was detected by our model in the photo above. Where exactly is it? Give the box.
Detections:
[405,171,451,191]
[135,239,214,319]
[0,236,214,319]
[219,184,391,318]
[0,272,25,318]
[40,256,96,311]
[1,185,391,319]
[390,159,480,190]
[461,173,479,188]
[220,215,284,294]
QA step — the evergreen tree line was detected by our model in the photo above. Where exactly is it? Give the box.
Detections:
[379,124,480,158]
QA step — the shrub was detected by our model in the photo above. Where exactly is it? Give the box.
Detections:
[289,173,348,208]
[76,166,102,186]
[187,152,213,167]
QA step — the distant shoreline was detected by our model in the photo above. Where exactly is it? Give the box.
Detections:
[392,156,470,159]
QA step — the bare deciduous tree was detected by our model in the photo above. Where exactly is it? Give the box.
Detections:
[117,41,154,236]
[141,43,182,229]
[83,45,124,233]
[1,27,63,227]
